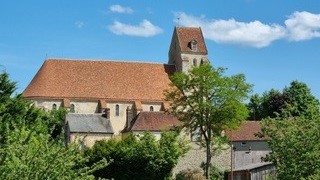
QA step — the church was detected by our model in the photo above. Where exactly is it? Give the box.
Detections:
[23,27,209,146]
[23,27,274,176]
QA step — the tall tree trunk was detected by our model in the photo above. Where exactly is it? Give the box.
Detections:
[205,140,211,179]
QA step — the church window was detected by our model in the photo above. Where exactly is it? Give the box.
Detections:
[193,59,197,66]
[115,104,120,116]
[190,39,197,51]
[200,58,205,65]
[70,104,75,113]
[150,106,154,111]
[52,104,57,110]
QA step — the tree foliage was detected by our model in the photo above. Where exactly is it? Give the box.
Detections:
[248,81,320,120]
[165,64,252,179]
[260,117,320,179]
[85,132,188,180]
[0,71,105,179]
[0,125,106,180]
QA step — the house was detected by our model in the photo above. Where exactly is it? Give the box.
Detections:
[123,111,181,139]
[65,113,114,147]
[226,162,275,180]
[225,121,274,180]
[22,27,209,145]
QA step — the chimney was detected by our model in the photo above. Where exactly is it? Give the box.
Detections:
[126,106,133,130]
[103,108,110,119]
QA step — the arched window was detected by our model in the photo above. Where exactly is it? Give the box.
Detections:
[52,104,57,110]
[193,59,197,66]
[115,104,120,116]
[70,104,75,113]
[200,58,205,65]
[150,106,154,111]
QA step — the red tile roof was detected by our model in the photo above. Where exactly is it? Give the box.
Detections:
[129,111,181,131]
[23,59,176,101]
[175,27,207,54]
[226,121,263,141]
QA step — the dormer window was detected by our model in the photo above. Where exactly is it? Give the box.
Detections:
[150,106,154,111]
[190,39,197,51]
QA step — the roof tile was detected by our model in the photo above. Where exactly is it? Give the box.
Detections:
[176,27,207,54]
[226,121,263,141]
[129,111,181,131]
[23,59,176,101]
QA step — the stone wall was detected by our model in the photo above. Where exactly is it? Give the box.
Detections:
[173,143,231,175]
[69,133,113,147]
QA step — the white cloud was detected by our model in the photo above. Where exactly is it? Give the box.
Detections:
[285,11,320,41]
[75,21,84,28]
[109,4,133,14]
[174,12,286,48]
[108,20,163,37]
[174,11,320,48]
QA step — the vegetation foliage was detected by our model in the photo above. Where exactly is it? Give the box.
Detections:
[248,81,320,120]
[0,72,105,179]
[85,131,188,180]
[165,64,252,179]
[257,81,320,179]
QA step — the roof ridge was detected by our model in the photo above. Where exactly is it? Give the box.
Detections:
[45,58,172,65]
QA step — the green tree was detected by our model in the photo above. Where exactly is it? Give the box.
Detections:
[0,72,67,143]
[0,125,106,180]
[0,71,104,179]
[248,90,287,120]
[282,80,320,119]
[85,132,188,180]
[165,64,252,179]
[247,81,320,120]
[260,117,320,179]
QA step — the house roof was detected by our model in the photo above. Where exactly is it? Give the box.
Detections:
[23,59,176,101]
[127,111,181,132]
[66,113,114,134]
[233,162,273,172]
[175,27,208,54]
[226,121,263,141]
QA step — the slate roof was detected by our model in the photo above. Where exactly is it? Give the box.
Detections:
[175,27,207,54]
[226,121,263,141]
[66,114,114,134]
[128,111,181,132]
[23,59,176,101]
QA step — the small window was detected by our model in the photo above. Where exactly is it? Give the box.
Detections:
[200,58,205,65]
[190,39,197,51]
[241,142,247,147]
[70,104,75,113]
[52,104,57,110]
[150,106,154,111]
[193,59,197,66]
[115,104,120,116]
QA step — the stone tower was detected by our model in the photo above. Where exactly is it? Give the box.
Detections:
[168,27,208,72]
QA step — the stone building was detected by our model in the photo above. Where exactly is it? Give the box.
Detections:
[23,27,272,175]
[23,27,209,144]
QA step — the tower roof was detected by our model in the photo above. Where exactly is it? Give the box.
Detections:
[175,27,208,54]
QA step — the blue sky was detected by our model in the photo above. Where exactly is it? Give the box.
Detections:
[1,0,320,99]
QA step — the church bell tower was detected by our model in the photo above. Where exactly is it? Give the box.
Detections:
[168,27,209,72]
